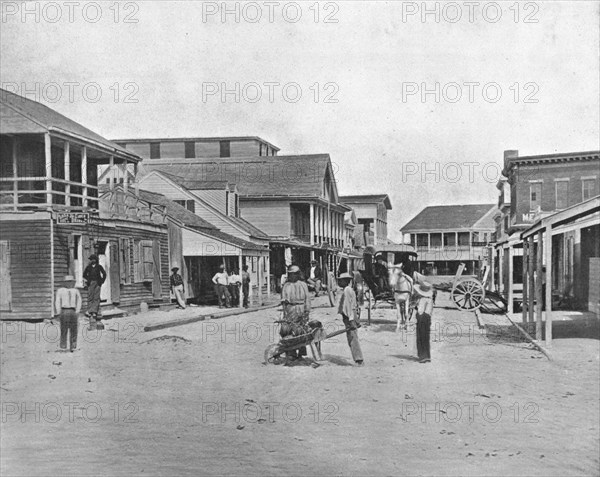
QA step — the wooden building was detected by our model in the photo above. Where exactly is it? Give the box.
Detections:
[493,149,600,313]
[400,204,496,276]
[339,195,392,247]
[134,154,350,285]
[100,186,269,306]
[0,88,171,320]
[112,136,280,160]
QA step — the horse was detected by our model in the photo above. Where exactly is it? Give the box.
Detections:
[389,265,414,332]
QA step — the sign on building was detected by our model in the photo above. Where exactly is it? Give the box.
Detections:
[56,213,90,224]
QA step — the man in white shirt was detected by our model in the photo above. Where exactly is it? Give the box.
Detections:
[228,269,241,306]
[54,275,82,352]
[306,260,322,297]
[212,265,231,308]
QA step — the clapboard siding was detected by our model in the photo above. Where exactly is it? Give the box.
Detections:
[53,222,170,311]
[195,142,220,158]
[192,189,227,213]
[138,174,254,241]
[0,219,53,319]
[230,140,260,157]
[240,200,291,237]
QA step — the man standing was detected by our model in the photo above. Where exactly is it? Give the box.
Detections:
[337,272,364,366]
[55,275,82,352]
[228,269,241,306]
[241,265,251,308]
[414,281,434,363]
[280,265,311,362]
[170,266,186,309]
[212,264,231,308]
[83,254,106,323]
[306,259,322,297]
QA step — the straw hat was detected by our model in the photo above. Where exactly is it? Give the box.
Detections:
[288,265,300,273]
[64,275,75,282]
[414,281,434,298]
[338,272,353,280]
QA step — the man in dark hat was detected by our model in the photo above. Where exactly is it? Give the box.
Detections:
[170,266,186,309]
[83,254,106,324]
[413,281,434,363]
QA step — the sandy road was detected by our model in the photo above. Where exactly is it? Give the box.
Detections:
[1,293,599,476]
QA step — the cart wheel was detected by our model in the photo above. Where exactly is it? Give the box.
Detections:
[264,344,285,365]
[451,278,485,311]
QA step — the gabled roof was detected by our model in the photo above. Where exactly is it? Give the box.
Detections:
[133,189,217,230]
[401,204,496,232]
[141,154,337,199]
[340,194,392,210]
[139,169,270,240]
[0,89,140,161]
[159,171,230,191]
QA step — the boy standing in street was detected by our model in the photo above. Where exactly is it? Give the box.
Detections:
[170,266,186,309]
[414,281,434,363]
[241,265,251,308]
[55,275,82,352]
[337,272,364,366]
[83,254,106,323]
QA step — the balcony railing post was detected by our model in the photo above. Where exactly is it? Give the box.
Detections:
[82,146,88,208]
[64,141,70,207]
[44,133,52,206]
[12,136,18,210]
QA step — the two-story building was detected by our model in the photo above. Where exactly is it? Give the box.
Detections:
[494,149,600,314]
[400,204,496,276]
[339,194,392,248]
[131,153,350,286]
[0,89,171,320]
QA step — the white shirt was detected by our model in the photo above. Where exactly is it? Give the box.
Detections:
[228,274,241,285]
[212,272,228,286]
[310,266,316,280]
[55,287,82,314]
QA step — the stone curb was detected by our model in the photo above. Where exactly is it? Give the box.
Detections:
[143,302,281,332]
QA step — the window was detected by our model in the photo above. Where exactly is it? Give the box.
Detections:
[185,141,195,159]
[140,240,154,281]
[220,141,230,158]
[234,194,239,217]
[582,178,597,201]
[530,182,542,210]
[70,234,84,287]
[555,180,568,209]
[119,237,131,284]
[259,144,263,156]
[225,191,230,216]
[150,142,161,159]
[174,199,195,213]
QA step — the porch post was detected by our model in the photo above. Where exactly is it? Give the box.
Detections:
[238,252,243,308]
[44,133,52,206]
[309,203,315,246]
[12,137,18,210]
[507,245,514,314]
[258,256,264,306]
[536,230,544,340]
[528,235,535,323]
[522,239,528,323]
[545,225,553,346]
[427,233,431,251]
[266,254,271,298]
[109,156,114,191]
[64,141,70,207]
[81,146,88,207]
[123,160,128,194]
[498,246,503,293]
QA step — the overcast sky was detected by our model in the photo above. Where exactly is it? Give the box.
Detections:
[2,1,599,241]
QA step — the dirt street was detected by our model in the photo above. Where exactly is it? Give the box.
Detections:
[1,293,599,476]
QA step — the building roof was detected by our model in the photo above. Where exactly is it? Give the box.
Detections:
[340,194,392,210]
[0,89,140,161]
[113,135,280,151]
[141,154,338,200]
[503,150,600,175]
[159,171,231,191]
[401,204,497,232]
[134,189,217,230]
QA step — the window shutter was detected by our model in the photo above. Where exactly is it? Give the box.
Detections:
[133,239,141,282]
[68,234,75,276]
[128,238,135,283]
[119,238,125,284]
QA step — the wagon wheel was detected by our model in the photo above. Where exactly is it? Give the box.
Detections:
[480,291,507,314]
[264,344,285,365]
[451,278,485,311]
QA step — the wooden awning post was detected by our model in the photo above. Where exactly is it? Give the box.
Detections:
[258,256,264,306]
[238,253,243,309]
[536,230,544,340]
[266,254,271,297]
[44,133,52,206]
[12,137,18,210]
[507,245,514,314]
[64,140,71,207]
[522,239,528,323]
[545,225,553,346]
[109,156,114,191]
[528,235,535,323]
[123,160,128,194]
[81,146,88,208]
[310,203,315,250]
